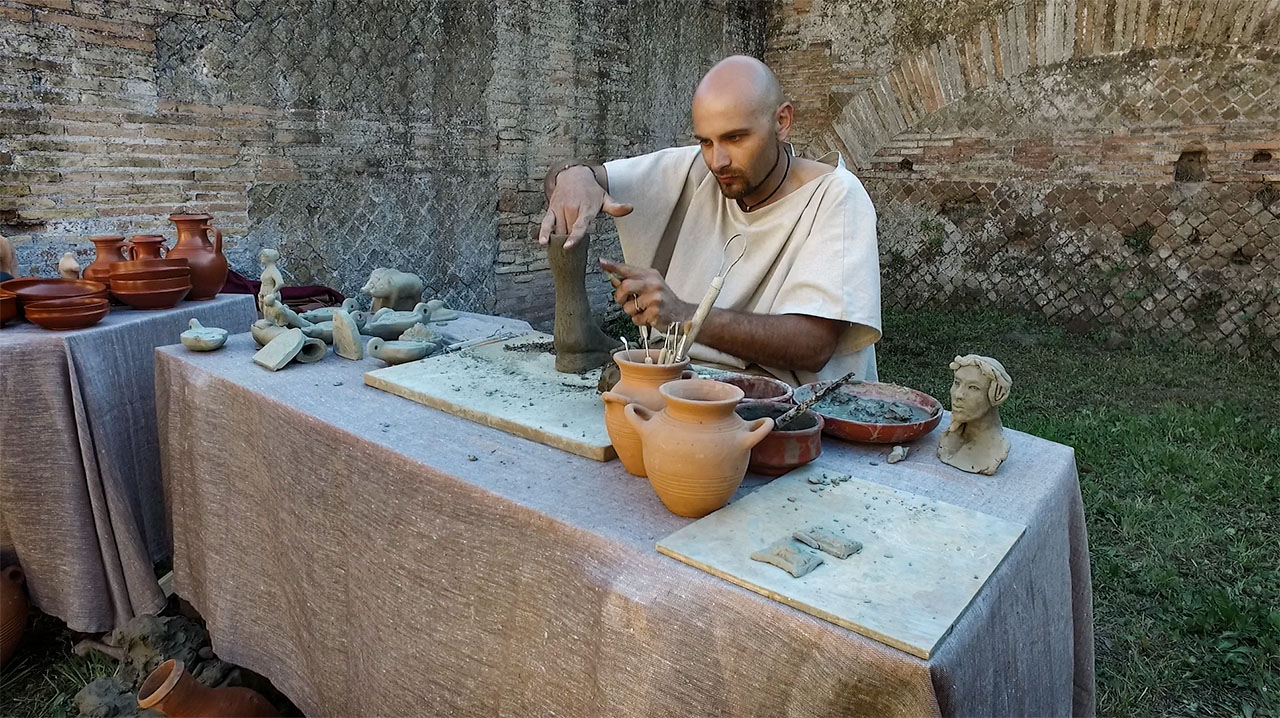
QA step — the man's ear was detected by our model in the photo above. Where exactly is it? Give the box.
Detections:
[775,102,794,142]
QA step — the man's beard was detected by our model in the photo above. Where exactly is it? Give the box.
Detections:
[715,142,781,202]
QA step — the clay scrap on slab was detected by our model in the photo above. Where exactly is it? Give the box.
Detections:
[749,539,824,578]
[793,526,863,559]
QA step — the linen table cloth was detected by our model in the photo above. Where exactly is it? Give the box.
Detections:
[0,294,257,632]
[156,314,1094,717]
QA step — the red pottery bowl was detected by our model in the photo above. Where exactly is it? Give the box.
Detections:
[792,381,943,444]
[24,296,110,330]
[712,372,794,404]
[0,290,16,326]
[108,258,189,274]
[108,267,189,282]
[0,278,108,312]
[110,285,190,310]
[735,400,824,476]
[109,276,193,293]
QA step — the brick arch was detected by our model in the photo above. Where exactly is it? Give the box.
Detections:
[814,0,1280,168]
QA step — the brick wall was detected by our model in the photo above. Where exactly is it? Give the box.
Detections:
[766,0,1280,355]
[1,0,765,323]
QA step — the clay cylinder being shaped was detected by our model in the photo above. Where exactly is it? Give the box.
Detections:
[625,379,773,518]
[138,659,278,718]
[0,565,28,667]
[600,349,692,477]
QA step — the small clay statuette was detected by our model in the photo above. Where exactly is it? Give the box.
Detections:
[179,318,228,352]
[361,268,425,312]
[548,233,619,373]
[59,252,81,279]
[750,539,824,578]
[937,354,1012,476]
[257,248,283,312]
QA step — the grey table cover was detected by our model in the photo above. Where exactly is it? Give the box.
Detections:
[156,315,1095,717]
[0,294,258,633]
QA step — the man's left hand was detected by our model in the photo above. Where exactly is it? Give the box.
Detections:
[598,258,693,329]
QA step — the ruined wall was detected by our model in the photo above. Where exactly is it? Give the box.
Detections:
[0,0,765,320]
[767,0,1280,355]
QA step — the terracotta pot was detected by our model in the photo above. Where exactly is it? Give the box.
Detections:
[124,234,169,261]
[712,372,794,404]
[735,401,824,477]
[0,290,15,327]
[600,349,693,477]
[167,215,227,301]
[111,285,191,310]
[138,659,278,718]
[109,276,193,293]
[84,235,128,283]
[0,565,29,667]
[625,379,774,518]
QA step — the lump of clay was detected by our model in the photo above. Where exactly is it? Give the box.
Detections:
[180,318,228,352]
[792,526,863,559]
[750,539,824,578]
[547,234,619,373]
[937,354,1012,476]
[361,268,425,312]
[887,445,909,464]
[399,322,440,343]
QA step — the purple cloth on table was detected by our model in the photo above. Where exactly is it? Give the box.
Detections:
[0,295,258,632]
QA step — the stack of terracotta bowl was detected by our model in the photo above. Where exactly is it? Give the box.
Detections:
[0,288,17,327]
[107,258,191,310]
[0,278,111,330]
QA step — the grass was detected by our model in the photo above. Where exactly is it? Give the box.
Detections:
[3,306,1277,717]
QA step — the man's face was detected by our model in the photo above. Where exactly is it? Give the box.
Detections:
[692,97,778,201]
[950,365,993,423]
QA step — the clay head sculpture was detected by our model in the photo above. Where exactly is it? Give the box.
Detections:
[937,354,1012,476]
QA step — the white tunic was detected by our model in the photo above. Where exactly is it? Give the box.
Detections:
[604,145,882,386]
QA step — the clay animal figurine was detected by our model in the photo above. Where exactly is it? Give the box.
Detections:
[298,297,360,324]
[363,302,431,340]
[937,354,1012,476]
[548,233,619,373]
[361,267,425,312]
[257,248,283,312]
[180,318,229,352]
[262,292,313,329]
[424,298,458,323]
[59,252,81,279]
[366,336,434,365]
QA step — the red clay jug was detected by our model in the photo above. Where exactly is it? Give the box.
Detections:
[138,659,278,718]
[600,349,693,477]
[626,379,773,518]
[84,235,127,283]
[123,234,169,261]
[0,565,29,668]
[167,214,227,300]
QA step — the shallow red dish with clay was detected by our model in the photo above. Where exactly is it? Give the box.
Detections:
[23,296,110,330]
[792,381,943,444]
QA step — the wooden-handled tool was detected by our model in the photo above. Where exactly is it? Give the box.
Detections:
[675,233,747,362]
[775,371,861,430]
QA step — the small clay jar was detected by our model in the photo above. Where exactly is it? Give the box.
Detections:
[625,379,774,518]
[0,564,28,667]
[124,234,168,261]
[600,349,693,477]
[138,659,278,718]
[84,235,127,283]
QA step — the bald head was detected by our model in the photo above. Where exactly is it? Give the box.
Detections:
[693,55,784,121]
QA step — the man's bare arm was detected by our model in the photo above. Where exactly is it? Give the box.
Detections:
[691,309,842,373]
[538,162,631,248]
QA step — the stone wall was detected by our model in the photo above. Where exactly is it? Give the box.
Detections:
[1,0,764,321]
[766,0,1280,355]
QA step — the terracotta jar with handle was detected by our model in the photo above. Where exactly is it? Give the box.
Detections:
[625,379,774,518]
[124,234,169,261]
[167,214,227,300]
[84,235,128,283]
[0,564,29,667]
[138,659,278,718]
[600,349,694,477]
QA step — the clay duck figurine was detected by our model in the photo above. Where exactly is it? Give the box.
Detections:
[180,318,228,352]
[423,299,459,323]
[298,297,360,324]
[363,302,431,340]
[366,336,436,365]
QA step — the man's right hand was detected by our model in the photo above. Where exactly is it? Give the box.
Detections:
[537,165,633,249]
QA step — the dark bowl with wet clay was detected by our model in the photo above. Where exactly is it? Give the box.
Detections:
[711,372,795,404]
[735,400,823,476]
[793,381,943,444]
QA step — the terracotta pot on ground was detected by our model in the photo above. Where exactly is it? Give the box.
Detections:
[167,215,227,301]
[138,659,278,718]
[625,379,774,518]
[0,565,29,667]
[84,235,127,283]
[600,349,693,477]
[736,400,824,476]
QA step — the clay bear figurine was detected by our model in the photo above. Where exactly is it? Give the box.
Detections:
[361,268,425,312]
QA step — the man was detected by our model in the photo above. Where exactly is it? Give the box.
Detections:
[537,55,881,386]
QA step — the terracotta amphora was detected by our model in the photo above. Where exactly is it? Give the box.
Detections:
[167,214,227,301]
[0,565,29,668]
[625,379,774,518]
[123,234,169,261]
[600,349,694,477]
[138,659,278,718]
[84,235,128,283]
